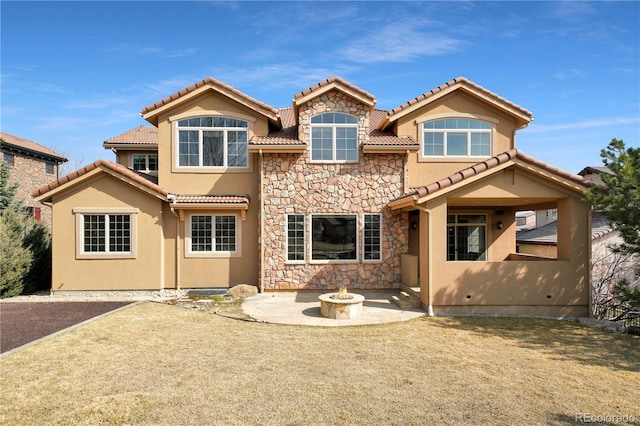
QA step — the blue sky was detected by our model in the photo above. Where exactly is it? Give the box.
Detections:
[1,1,638,174]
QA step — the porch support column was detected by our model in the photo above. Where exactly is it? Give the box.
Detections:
[417,206,434,316]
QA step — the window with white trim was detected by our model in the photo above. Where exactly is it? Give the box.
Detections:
[311,215,357,260]
[310,113,358,163]
[82,214,132,254]
[363,214,382,261]
[132,154,158,173]
[190,214,237,254]
[447,214,487,261]
[423,119,491,157]
[177,117,248,168]
[286,214,305,262]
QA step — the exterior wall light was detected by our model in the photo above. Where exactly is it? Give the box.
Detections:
[497,221,503,230]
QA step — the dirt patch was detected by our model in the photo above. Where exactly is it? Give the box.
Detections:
[163,294,254,321]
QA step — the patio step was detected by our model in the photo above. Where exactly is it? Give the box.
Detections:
[392,291,422,309]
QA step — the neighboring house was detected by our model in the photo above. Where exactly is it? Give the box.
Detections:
[578,166,614,186]
[515,210,535,231]
[34,76,594,317]
[517,211,638,299]
[1,132,67,227]
[516,211,616,259]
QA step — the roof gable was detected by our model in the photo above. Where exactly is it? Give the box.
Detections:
[292,77,377,122]
[140,77,280,126]
[380,77,533,130]
[390,149,591,209]
[33,159,169,203]
[0,132,67,163]
[103,125,159,149]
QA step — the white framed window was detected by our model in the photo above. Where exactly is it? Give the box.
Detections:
[74,208,138,259]
[132,154,158,173]
[177,117,248,169]
[311,214,357,262]
[310,113,358,163]
[422,119,492,157]
[447,214,487,261]
[286,214,305,262]
[187,213,240,257]
[363,214,382,261]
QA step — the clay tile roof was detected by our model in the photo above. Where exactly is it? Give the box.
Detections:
[173,194,250,206]
[393,149,590,203]
[32,159,168,199]
[293,76,376,103]
[250,126,302,146]
[367,130,418,147]
[0,132,67,162]
[103,125,158,147]
[278,107,296,128]
[140,77,279,117]
[388,76,533,120]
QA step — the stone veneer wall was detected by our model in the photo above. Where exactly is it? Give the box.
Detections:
[260,90,408,291]
[4,151,58,228]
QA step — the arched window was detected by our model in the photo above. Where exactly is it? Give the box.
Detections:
[310,113,358,163]
[422,118,491,157]
[177,117,248,168]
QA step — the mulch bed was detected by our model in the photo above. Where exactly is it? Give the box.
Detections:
[0,302,132,354]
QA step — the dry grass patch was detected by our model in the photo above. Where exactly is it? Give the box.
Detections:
[1,302,638,425]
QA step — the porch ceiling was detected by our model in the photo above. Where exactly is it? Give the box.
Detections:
[447,197,559,210]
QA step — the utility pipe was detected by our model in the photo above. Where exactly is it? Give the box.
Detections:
[415,205,434,316]
[259,149,265,293]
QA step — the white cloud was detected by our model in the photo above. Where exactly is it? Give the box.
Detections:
[526,117,640,133]
[341,21,464,63]
[108,44,198,58]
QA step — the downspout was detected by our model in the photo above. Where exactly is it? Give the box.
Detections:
[415,205,434,316]
[259,149,265,293]
[167,194,181,291]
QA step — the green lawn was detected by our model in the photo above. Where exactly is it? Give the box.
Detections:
[1,302,638,425]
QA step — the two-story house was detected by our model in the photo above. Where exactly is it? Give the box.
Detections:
[34,76,593,317]
[1,132,67,227]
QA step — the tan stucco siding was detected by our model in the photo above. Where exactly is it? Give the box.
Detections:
[174,207,259,288]
[50,175,164,291]
[394,92,519,186]
[518,243,557,258]
[155,91,269,193]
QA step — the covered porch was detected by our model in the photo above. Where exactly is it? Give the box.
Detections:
[391,151,593,318]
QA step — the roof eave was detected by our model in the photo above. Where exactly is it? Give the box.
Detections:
[248,144,307,153]
[141,82,279,126]
[362,145,420,154]
[1,142,68,163]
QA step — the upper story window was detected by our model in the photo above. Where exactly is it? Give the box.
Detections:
[422,119,492,157]
[45,162,55,174]
[177,117,248,168]
[310,113,358,163]
[3,153,14,166]
[132,154,158,173]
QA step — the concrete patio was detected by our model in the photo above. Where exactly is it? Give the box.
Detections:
[242,291,426,326]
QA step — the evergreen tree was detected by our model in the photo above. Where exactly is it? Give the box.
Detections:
[585,139,640,309]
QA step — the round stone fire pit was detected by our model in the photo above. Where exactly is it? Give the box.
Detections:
[318,292,365,320]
